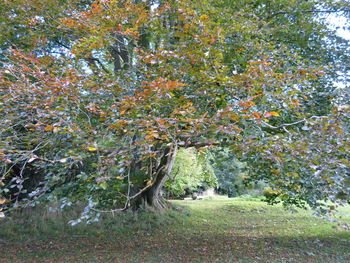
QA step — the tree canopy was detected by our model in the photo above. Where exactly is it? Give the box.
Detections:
[0,0,349,221]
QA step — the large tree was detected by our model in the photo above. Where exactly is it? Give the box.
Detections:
[0,0,349,221]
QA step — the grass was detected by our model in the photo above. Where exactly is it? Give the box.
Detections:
[0,196,349,263]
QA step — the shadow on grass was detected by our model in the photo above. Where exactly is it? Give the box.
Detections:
[1,200,349,263]
[2,228,349,263]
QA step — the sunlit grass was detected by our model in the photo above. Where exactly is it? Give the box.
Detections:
[1,196,349,262]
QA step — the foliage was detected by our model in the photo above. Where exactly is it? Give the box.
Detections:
[240,109,350,212]
[210,148,266,197]
[0,0,349,218]
[164,148,217,197]
[209,148,246,196]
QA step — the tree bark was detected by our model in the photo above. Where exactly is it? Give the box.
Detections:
[109,33,130,73]
[136,144,178,210]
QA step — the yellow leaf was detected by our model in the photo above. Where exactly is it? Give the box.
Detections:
[264,112,280,118]
[270,112,280,117]
[87,147,98,152]
[199,14,209,21]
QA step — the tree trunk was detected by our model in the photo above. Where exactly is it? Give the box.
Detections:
[136,144,178,210]
[110,33,130,73]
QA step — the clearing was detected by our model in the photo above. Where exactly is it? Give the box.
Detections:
[1,196,349,263]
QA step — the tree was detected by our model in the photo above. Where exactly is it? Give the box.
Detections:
[164,148,217,198]
[0,0,349,221]
[209,148,247,197]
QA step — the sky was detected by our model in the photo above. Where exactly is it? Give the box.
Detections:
[328,15,350,40]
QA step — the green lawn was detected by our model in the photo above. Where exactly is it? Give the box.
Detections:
[1,196,349,262]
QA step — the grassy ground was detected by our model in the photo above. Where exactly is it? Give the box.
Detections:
[1,196,349,263]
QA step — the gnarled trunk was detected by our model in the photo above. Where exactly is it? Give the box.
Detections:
[136,144,178,210]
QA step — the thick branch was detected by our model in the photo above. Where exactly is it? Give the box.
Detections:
[85,55,110,74]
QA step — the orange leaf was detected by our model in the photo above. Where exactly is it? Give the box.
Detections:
[210,38,217,44]
[251,112,262,119]
[44,125,54,131]
[145,132,159,140]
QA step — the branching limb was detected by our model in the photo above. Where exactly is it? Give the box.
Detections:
[262,115,328,130]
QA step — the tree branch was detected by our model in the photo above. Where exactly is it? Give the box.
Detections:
[268,9,350,20]
[262,115,327,130]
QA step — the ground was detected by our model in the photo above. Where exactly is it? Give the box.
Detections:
[1,196,349,262]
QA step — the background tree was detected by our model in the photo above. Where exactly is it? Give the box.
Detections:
[164,148,217,198]
[209,148,247,197]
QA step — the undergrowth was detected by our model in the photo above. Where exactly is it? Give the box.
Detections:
[0,203,189,243]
